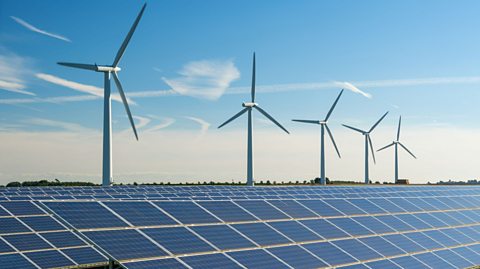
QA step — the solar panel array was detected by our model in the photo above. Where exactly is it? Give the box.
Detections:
[2,185,480,268]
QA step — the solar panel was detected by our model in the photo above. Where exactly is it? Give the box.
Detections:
[0,253,37,269]
[3,185,480,268]
[24,250,75,268]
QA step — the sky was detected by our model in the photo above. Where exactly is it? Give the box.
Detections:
[1,0,480,185]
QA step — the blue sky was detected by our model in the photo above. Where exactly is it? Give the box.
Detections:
[1,0,480,184]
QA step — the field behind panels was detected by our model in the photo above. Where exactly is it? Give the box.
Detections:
[2,185,480,269]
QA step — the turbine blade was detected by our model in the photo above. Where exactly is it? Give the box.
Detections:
[342,124,365,134]
[291,119,320,124]
[399,142,417,159]
[255,106,289,134]
[397,116,402,141]
[325,124,341,158]
[325,89,344,121]
[251,52,256,102]
[57,62,97,71]
[218,108,248,129]
[112,3,147,67]
[377,142,395,152]
[369,111,389,133]
[368,135,376,164]
[112,72,138,140]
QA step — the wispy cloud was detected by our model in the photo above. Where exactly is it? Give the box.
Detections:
[0,53,35,96]
[133,116,151,129]
[145,117,175,132]
[163,59,240,100]
[334,81,372,98]
[184,116,210,137]
[35,73,134,104]
[0,95,98,105]
[11,16,71,42]
[25,118,93,133]
[5,75,480,105]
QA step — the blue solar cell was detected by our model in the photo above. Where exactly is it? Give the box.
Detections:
[422,230,460,247]
[191,225,254,250]
[235,200,289,220]
[413,212,447,228]
[403,232,443,250]
[268,245,328,269]
[454,246,480,264]
[0,201,44,216]
[446,211,475,224]
[40,231,86,248]
[227,249,289,269]
[0,207,9,216]
[394,214,432,230]
[459,210,480,222]
[303,241,357,266]
[123,258,187,269]
[0,253,37,269]
[63,246,107,265]
[83,229,166,260]
[352,216,395,234]
[3,233,51,251]
[456,226,480,241]
[25,250,75,268]
[430,211,463,226]
[441,228,476,244]
[44,202,128,229]
[387,198,423,212]
[390,256,430,269]
[374,215,414,232]
[301,219,348,239]
[19,216,64,232]
[143,227,214,255]
[268,220,321,242]
[404,198,438,211]
[368,198,406,213]
[328,218,373,236]
[155,201,219,224]
[0,239,14,253]
[198,201,256,222]
[181,253,242,269]
[359,236,405,256]
[232,222,291,246]
[414,252,456,269]
[298,200,344,216]
[433,249,474,268]
[104,201,177,226]
[365,259,401,269]
[267,200,317,218]
[0,217,30,234]
[348,199,386,214]
[382,234,425,253]
[421,197,451,210]
[332,238,382,261]
[323,199,366,215]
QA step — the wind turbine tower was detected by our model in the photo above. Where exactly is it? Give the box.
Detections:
[292,89,343,185]
[58,4,146,186]
[377,116,417,183]
[218,53,290,186]
[343,112,389,184]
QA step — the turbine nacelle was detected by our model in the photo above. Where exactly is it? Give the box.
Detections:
[242,102,257,108]
[96,66,122,73]
[319,120,327,125]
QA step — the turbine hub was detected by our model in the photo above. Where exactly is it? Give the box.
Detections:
[96,66,121,72]
[320,121,327,125]
[242,102,257,108]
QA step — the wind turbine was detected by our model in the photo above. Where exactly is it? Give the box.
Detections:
[343,111,389,184]
[218,53,289,186]
[377,116,417,183]
[58,4,146,186]
[292,89,343,185]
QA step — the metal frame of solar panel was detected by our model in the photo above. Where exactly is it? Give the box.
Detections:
[3,185,480,268]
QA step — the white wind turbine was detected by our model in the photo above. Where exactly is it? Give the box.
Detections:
[218,53,290,186]
[58,4,146,186]
[292,89,343,185]
[377,116,417,183]
[343,111,389,184]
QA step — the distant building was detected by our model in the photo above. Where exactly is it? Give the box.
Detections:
[396,179,410,184]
